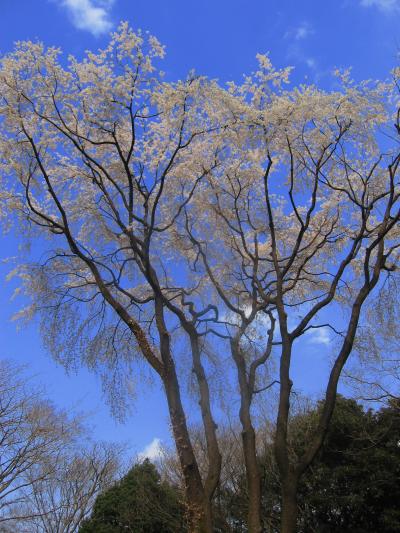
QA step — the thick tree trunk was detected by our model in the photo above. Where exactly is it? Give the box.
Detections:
[274,322,298,533]
[155,299,212,533]
[231,339,262,533]
[151,272,222,523]
[242,426,262,533]
[163,374,210,532]
[189,334,222,503]
[280,477,298,533]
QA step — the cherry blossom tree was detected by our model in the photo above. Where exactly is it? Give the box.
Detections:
[1,22,399,533]
[173,61,400,531]
[0,23,230,532]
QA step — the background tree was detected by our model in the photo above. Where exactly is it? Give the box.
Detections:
[0,360,120,532]
[0,360,76,523]
[79,459,186,533]
[15,443,119,533]
[294,397,400,532]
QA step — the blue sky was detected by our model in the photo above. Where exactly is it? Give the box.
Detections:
[0,0,399,459]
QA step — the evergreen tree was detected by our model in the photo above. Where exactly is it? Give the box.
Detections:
[79,459,186,533]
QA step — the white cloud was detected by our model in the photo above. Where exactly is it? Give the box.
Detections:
[360,0,400,12]
[138,438,164,462]
[57,0,115,36]
[306,327,331,346]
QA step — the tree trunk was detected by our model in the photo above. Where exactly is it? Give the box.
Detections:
[150,269,222,525]
[155,299,212,533]
[189,334,222,503]
[163,375,210,532]
[274,322,298,533]
[231,339,262,533]
[280,478,298,533]
[242,426,262,533]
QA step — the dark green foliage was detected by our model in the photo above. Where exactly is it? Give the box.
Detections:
[295,397,400,533]
[79,459,186,533]
[214,397,400,532]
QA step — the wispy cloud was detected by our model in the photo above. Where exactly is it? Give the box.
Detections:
[56,0,115,36]
[286,42,318,74]
[284,21,318,75]
[138,438,164,462]
[285,21,314,41]
[360,0,400,12]
[305,57,317,69]
[306,327,331,346]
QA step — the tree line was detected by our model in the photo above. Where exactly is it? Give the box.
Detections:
[79,397,400,533]
[2,363,397,533]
